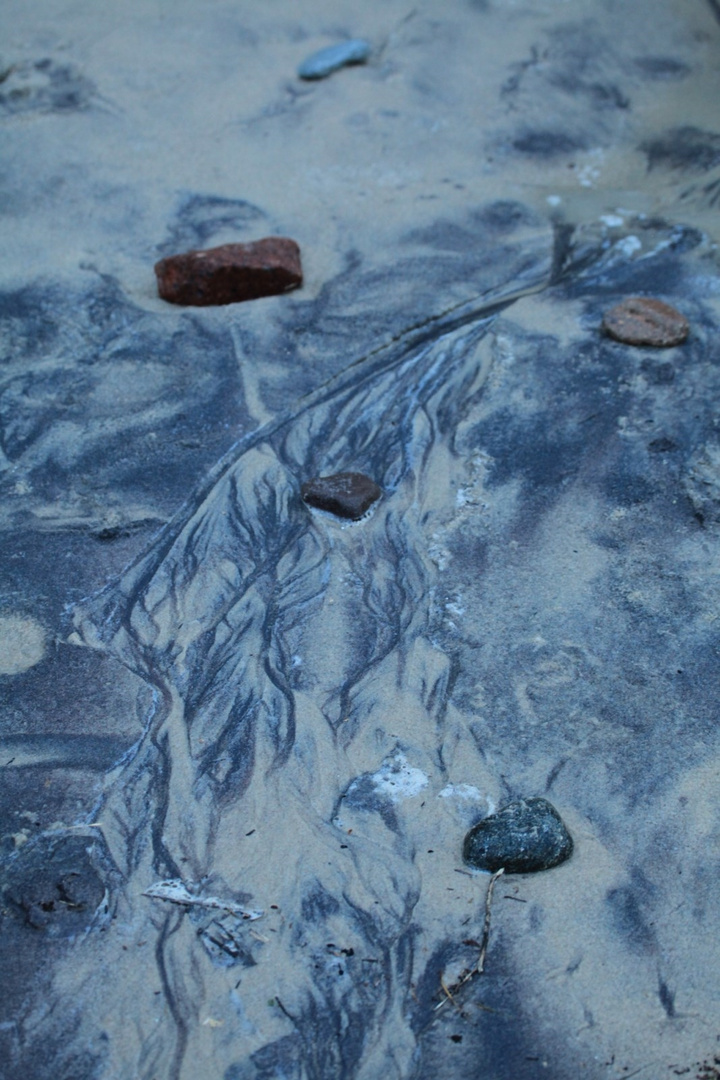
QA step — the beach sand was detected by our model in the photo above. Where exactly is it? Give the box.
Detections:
[1,2,720,1077]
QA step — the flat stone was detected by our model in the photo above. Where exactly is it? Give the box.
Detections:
[298,39,371,80]
[602,296,689,347]
[301,472,382,520]
[463,797,573,874]
[154,237,302,307]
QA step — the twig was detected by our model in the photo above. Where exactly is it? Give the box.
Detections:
[377,7,418,59]
[440,978,462,1015]
[620,1065,655,1080]
[477,867,504,974]
[142,879,263,921]
[434,868,504,1012]
[274,996,296,1023]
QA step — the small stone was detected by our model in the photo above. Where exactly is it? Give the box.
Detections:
[298,39,371,81]
[463,797,573,875]
[602,297,689,347]
[301,472,382,520]
[154,238,302,307]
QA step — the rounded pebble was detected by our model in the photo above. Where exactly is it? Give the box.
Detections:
[463,797,573,875]
[298,39,371,81]
[602,296,689,347]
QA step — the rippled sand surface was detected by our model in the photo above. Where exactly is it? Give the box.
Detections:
[2,2,720,1078]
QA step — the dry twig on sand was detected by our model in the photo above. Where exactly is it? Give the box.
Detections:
[434,867,505,1014]
[142,879,263,921]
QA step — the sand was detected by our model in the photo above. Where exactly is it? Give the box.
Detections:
[1,2,720,1078]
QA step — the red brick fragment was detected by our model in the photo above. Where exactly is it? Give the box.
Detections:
[301,472,382,520]
[154,237,302,307]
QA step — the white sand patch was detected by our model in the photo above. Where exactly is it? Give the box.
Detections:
[438,784,495,815]
[0,615,46,674]
[369,753,429,803]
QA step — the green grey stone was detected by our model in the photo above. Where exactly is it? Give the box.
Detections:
[463,797,573,874]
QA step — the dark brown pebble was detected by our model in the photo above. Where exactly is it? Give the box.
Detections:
[301,472,382,520]
[154,237,302,307]
[601,296,689,347]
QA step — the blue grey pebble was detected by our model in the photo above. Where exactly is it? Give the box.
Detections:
[298,39,371,81]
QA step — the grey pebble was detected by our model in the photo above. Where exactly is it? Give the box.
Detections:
[463,797,573,875]
[298,39,371,81]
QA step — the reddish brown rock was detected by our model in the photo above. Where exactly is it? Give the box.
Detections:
[301,472,382,520]
[602,296,689,347]
[154,237,302,307]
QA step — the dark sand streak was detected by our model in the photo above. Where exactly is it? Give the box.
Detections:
[67,264,558,1078]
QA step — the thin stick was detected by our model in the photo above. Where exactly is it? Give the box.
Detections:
[434,867,504,1012]
[477,867,504,974]
[142,879,263,921]
[439,978,462,1014]
[274,996,296,1024]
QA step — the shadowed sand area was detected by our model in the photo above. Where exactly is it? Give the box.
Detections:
[1,2,720,1078]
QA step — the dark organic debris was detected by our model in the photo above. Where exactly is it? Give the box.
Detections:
[1,833,110,931]
[602,297,689,347]
[154,238,302,307]
[463,797,573,874]
[0,58,94,115]
[695,1056,720,1080]
[512,130,587,158]
[301,472,382,520]
[298,39,371,80]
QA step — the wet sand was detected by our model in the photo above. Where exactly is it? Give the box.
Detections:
[1,2,720,1078]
